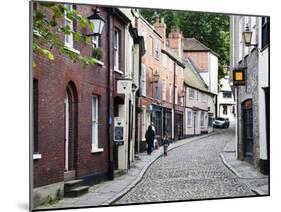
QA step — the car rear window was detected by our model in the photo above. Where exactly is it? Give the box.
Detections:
[217,118,225,121]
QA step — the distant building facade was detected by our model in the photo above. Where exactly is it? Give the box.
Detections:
[217,74,236,121]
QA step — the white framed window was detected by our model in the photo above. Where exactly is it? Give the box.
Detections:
[187,111,192,127]
[155,41,160,59]
[141,64,146,96]
[238,17,243,61]
[169,83,172,103]
[162,53,167,68]
[149,36,153,56]
[92,96,103,153]
[142,32,147,52]
[114,28,120,71]
[189,88,195,99]
[175,87,178,104]
[162,79,166,101]
[64,4,73,49]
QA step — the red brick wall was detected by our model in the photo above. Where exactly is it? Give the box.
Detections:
[33,5,124,187]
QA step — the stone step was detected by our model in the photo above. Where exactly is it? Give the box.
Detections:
[64,186,90,198]
[114,169,126,178]
[64,179,84,192]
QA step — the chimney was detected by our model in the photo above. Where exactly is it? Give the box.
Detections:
[153,15,166,49]
[167,27,183,57]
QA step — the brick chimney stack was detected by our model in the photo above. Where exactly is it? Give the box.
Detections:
[167,27,183,57]
[153,16,166,49]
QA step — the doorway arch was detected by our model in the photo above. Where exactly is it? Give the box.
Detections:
[242,99,253,163]
[64,81,78,174]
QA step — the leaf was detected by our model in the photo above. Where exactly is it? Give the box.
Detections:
[48,52,54,60]
[79,17,87,28]
[89,21,94,31]
[85,36,91,44]
[72,9,78,15]
[73,32,82,42]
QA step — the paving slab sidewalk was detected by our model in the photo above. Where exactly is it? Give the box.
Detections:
[220,139,269,195]
[36,132,215,210]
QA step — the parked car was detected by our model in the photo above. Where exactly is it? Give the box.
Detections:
[213,117,230,128]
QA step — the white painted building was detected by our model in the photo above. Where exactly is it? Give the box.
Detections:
[181,38,218,129]
[230,15,269,174]
[217,74,236,121]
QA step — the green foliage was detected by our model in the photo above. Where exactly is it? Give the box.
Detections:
[33,2,100,69]
[140,9,230,80]
[92,47,103,60]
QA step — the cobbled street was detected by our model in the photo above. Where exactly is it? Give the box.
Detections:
[114,125,256,205]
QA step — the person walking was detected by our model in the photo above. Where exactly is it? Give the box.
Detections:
[163,132,170,156]
[145,125,155,155]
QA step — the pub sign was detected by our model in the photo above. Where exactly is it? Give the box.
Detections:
[233,68,246,86]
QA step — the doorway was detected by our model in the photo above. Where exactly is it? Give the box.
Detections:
[64,82,78,180]
[242,99,253,163]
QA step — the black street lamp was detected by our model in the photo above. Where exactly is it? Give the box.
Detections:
[87,7,105,36]
[243,24,257,47]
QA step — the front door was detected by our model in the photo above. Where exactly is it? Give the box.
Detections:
[242,99,253,163]
[64,94,70,171]
[64,83,78,180]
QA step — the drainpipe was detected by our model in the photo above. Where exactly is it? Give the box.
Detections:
[107,11,114,180]
[173,61,176,142]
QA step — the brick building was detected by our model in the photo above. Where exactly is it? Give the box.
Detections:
[32,3,137,207]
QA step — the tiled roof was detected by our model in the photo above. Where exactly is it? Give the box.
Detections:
[183,58,209,93]
[182,38,219,56]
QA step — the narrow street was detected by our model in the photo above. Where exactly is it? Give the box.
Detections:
[114,124,256,204]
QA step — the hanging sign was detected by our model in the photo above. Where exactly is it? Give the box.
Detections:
[117,80,132,94]
[114,117,124,145]
[233,68,246,86]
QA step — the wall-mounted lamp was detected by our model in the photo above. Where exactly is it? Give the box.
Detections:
[86,7,105,37]
[243,24,257,47]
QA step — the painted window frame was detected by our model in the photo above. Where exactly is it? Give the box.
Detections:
[175,87,178,104]
[162,79,166,101]
[64,4,74,49]
[141,64,146,96]
[189,88,195,99]
[92,95,103,153]
[114,28,120,72]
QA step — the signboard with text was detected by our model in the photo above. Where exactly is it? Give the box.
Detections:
[114,118,124,145]
[117,80,132,94]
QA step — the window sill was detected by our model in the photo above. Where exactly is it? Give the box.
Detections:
[64,46,80,55]
[114,69,124,74]
[91,148,104,153]
[96,60,104,66]
[33,153,42,160]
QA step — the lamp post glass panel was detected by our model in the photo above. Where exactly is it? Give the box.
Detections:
[87,8,105,36]
[243,24,253,47]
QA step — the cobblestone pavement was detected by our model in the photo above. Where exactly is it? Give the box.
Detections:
[114,127,257,205]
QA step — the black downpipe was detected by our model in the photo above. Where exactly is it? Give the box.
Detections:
[107,12,114,180]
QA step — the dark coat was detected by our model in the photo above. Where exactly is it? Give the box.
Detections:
[145,128,155,144]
